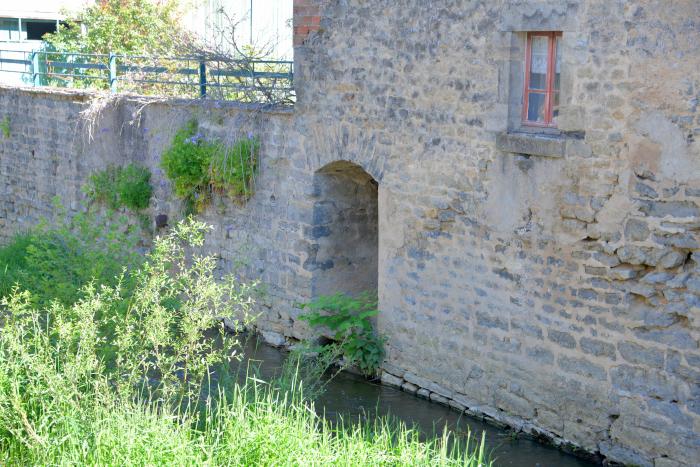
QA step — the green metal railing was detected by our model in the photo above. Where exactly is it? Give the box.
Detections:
[0,49,294,103]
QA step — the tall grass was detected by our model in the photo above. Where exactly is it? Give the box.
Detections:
[0,216,490,466]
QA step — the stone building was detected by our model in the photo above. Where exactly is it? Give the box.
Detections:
[0,1,699,465]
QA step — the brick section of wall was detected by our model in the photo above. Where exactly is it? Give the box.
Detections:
[293,0,321,46]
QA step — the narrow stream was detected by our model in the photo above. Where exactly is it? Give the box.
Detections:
[236,336,598,467]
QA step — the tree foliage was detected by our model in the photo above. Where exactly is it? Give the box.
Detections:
[44,0,188,55]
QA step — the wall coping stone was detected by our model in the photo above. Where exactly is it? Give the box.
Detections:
[0,85,296,116]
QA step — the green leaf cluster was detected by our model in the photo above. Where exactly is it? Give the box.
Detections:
[300,292,385,377]
[161,120,259,214]
[0,200,142,307]
[43,0,186,56]
[84,164,153,211]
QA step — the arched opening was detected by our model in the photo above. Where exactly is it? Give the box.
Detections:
[308,161,378,298]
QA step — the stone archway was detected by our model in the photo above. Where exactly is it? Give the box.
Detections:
[307,161,378,298]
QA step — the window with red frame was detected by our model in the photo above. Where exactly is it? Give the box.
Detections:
[523,32,561,127]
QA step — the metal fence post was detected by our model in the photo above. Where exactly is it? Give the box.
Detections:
[31,52,40,87]
[109,53,117,93]
[199,58,206,98]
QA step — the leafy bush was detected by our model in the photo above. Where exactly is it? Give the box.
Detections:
[300,292,385,377]
[85,164,153,211]
[0,200,142,307]
[0,220,489,466]
[43,0,186,56]
[161,120,259,214]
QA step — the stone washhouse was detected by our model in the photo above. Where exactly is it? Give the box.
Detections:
[0,1,699,465]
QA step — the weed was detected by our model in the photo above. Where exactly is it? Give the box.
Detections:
[0,199,142,306]
[300,291,385,377]
[161,119,258,214]
[84,163,153,211]
[0,116,9,139]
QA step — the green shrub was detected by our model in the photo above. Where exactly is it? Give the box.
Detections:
[0,220,489,466]
[161,120,259,214]
[0,200,142,307]
[300,292,385,377]
[43,0,186,57]
[85,163,153,211]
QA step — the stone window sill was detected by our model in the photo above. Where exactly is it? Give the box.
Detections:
[496,131,566,158]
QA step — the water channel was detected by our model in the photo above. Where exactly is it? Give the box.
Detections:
[237,336,597,467]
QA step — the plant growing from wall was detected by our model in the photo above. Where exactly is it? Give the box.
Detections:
[300,291,385,377]
[0,198,142,307]
[161,119,259,214]
[84,164,153,211]
[1,116,10,139]
[210,136,260,197]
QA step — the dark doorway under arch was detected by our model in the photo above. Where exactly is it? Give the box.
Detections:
[309,161,378,298]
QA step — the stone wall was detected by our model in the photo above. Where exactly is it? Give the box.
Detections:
[1,1,699,465]
[0,88,308,337]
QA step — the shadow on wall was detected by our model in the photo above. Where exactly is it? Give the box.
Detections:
[307,160,379,298]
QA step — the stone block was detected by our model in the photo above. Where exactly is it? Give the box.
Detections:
[380,372,404,388]
[429,392,449,405]
[625,218,650,241]
[558,355,607,381]
[634,328,698,350]
[260,330,287,347]
[580,337,616,360]
[547,329,577,349]
[557,105,586,131]
[496,131,565,158]
[617,342,664,368]
[404,372,454,399]
[639,201,700,219]
[610,365,682,400]
[476,311,509,331]
[608,265,642,280]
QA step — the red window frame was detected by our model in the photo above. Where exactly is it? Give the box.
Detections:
[522,31,561,127]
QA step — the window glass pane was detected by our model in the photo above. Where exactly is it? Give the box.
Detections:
[554,37,561,91]
[0,19,19,41]
[552,92,560,123]
[26,21,57,41]
[527,92,546,122]
[529,35,549,90]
